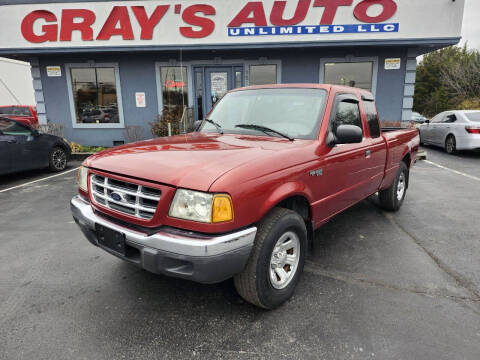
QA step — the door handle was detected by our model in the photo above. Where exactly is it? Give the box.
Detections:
[365,150,371,158]
[7,139,16,143]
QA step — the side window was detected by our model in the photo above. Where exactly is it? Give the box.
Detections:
[445,114,457,123]
[364,101,380,138]
[431,114,443,123]
[331,98,362,134]
[0,119,31,136]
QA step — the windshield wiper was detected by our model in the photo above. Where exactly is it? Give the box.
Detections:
[204,119,223,134]
[235,124,294,141]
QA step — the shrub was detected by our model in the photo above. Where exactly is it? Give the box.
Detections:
[33,123,64,137]
[150,106,184,138]
[70,142,107,153]
[458,98,480,110]
[124,125,144,143]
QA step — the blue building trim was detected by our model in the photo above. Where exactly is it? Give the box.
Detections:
[0,37,460,56]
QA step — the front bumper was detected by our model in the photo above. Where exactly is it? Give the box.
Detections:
[71,195,257,284]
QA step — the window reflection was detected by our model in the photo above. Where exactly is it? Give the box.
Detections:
[161,66,189,120]
[249,65,277,86]
[71,67,119,124]
[195,70,203,120]
[324,62,373,90]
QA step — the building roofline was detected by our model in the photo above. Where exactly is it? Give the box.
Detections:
[0,37,461,56]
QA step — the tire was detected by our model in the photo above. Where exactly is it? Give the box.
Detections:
[49,146,68,172]
[445,135,457,155]
[378,162,409,212]
[234,207,307,309]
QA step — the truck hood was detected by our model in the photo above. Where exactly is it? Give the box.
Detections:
[85,133,313,191]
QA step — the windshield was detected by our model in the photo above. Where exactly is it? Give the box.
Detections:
[201,88,327,140]
[465,112,480,123]
[0,106,31,116]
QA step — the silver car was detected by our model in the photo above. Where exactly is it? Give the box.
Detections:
[419,110,480,154]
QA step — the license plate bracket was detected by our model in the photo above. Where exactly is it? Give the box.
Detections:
[95,224,126,256]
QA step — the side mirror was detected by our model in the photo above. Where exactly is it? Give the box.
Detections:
[194,120,203,132]
[425,120,430,124]
[32,129,40,137]
[334,125,363,145]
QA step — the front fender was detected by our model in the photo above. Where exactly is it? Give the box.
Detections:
[257,181,314,221]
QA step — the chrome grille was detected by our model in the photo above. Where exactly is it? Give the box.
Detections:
[90,174,161,220]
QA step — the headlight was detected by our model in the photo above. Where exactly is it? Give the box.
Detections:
[77,166,88,192]
[169,189,233,223]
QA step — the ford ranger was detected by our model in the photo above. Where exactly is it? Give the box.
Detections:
[71,84,420,309]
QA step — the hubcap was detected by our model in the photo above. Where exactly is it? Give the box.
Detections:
[397,172,406,201]
[447,138,455,153]
[52,149,67,170]
[269,231,300,290]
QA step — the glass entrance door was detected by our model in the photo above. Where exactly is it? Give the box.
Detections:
[194,66,244,121]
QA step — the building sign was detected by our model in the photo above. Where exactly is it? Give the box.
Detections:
[46,66,61,77]
[135,92,146,108]
[0,0,465,51]
[385,58,401,70]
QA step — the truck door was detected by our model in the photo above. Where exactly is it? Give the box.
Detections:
[362,98,388,194]
[314,93,373,223]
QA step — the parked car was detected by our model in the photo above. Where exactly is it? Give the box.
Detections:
[0,105,38,126]
[419,110,480,154]
[411,111,427,124]
[71,84,419,309]
[0,117,71,175]
[80,109,113,124]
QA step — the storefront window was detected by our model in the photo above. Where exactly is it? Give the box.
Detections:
[70,67,120,124]
[235,71,243,89]
[249,65,277,86]
[324,62,373,90]
[160,66,189,120]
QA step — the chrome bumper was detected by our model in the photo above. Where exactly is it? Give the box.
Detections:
[71,195,257,283]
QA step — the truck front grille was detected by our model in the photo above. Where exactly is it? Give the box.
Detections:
[89,174,162,220]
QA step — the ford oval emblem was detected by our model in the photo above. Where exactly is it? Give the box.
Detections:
[110,192,123,202]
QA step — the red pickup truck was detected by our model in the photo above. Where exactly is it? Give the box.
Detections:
[71,84,419,309]
[0,105,38,126]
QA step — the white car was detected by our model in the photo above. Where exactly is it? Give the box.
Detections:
[419,110,480,154]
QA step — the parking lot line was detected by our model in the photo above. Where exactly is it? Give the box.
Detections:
[0,167,80,194]
[423,160,480,183]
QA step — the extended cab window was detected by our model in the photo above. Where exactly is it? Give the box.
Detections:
[363,101,380,138]
[331,97,362,134]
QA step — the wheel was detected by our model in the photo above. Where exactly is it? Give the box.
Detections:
[234,207,307,309]
[378,162,409,212]
[445,135,457,154]
[49,146,68,172]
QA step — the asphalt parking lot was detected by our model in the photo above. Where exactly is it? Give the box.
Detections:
[1,148,480,360]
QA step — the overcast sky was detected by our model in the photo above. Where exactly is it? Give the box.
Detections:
[460,0,480,49]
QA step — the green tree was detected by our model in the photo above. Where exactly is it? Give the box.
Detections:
[414,45,480,117]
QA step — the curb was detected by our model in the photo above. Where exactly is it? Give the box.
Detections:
[416,150,427,161]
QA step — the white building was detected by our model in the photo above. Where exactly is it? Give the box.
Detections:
[0,57,35,106]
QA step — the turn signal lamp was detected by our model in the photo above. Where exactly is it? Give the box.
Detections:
[212,194,234,223]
